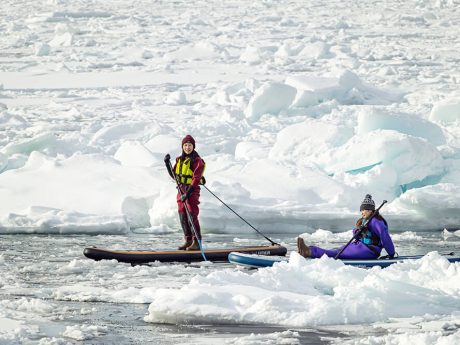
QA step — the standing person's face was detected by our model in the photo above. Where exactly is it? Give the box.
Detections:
[361,209,373,219]
[183,142,194,154]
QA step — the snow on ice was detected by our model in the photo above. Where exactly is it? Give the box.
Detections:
[2,67,460,232]
[144,252,460,335]
[1,0,460,342]
[1,0,460,233]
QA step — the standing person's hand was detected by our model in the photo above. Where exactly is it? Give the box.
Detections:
[181,186,194,202]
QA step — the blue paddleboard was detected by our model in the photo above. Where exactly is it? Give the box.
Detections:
[228,252,460,269]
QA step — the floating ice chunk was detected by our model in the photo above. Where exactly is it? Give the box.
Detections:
[391,231,423,241]
[1,133,57,157]
[62,325,107,341]
[290,89,319,108]
[49,32,73,47]
[0,153,6,173]
[0,206,129,234]
[362,330,460,345]
[0,305,41,342]
[164,41,222,61]
[287,74,348,107]
[338,69,362,89]
[286,70,403,106]
[212,80,257,107]
[286,74,339,93]
[244,82,297,121]
[235,141,270,160]
[145,134,180,155]
[274,42,304,59]
[240,46,262,65]
[164,91,187,105]
[145,252,460,326]
[238,158,336,202]
[429,98,460,124]
[388,183,460,225]
[49,23,77,47]
[4,154,31,172]
[319,130,444,186]
[443,228,454,239]
[131,224,172,234]
[207,181,251,201]
[270,118,353,160]
[298,41,332,59]
[114,141,158,167]
[228,330,300,344]
[35,43,51,56]
[141,50,153,59]
[0,152,163,229]
[90,122,150,147]
[358,108,446,145]
[299,229,352,242]
[0,154,26,175]
[121,196,152,228]
[0,112,27,129]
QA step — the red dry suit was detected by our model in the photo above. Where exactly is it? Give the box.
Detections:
[174,151,205,241]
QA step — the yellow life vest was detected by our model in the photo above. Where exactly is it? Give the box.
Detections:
[175,157,206,185]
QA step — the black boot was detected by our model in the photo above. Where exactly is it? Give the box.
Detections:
[178,213,192,250]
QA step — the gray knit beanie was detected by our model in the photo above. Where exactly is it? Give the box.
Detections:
[360,194,375,211]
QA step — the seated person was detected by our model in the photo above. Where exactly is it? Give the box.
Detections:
[297,194,395,260]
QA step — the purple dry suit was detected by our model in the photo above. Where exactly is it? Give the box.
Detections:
[310,217,395,260]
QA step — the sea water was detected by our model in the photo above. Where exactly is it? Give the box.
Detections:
[1,229,459,344]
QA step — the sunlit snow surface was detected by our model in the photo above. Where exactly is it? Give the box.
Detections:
[1,0,460,343]
[1,0,460,233]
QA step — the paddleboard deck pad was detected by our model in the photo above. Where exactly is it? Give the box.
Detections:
[228,252,460,269]
[84,245,287,264]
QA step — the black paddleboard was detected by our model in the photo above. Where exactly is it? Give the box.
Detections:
[83,245,287,264]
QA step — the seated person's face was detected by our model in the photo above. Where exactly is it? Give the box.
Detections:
[361,209,373,219]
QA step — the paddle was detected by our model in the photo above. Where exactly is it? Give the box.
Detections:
[202,185,279,246]
[334,200,387,260]
[164,154,207,261]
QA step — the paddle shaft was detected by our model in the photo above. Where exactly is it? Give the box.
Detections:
[334,200,388,260]
[203,185,279,246]
[165,156,207,261]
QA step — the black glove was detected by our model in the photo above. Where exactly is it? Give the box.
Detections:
[180,186,194,202]
[357,225,367,234]
[164,154,175,179]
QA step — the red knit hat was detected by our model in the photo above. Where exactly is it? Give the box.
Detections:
[181,134,195,148]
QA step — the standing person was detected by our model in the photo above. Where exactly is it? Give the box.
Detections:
[173,135,205,251]
[297,194,395,259]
